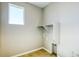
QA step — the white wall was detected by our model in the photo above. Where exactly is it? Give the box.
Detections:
[0,2,43,56]
[43,3,60,53]
[58,2,79,57]
[43,2,79,57]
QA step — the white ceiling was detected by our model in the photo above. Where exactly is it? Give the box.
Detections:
[29,2,50,8]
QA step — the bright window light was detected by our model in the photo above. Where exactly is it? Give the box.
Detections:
[9,3,24,25]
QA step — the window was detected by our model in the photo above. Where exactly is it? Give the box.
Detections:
[9,3,24,25]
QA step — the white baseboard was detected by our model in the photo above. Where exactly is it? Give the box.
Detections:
[11,47,43,57]
[11,47,51,57]
[42,47,51,54]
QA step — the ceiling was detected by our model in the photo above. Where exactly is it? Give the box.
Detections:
[29,2,50,8]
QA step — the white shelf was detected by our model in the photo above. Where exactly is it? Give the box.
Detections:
[38,24,53,32]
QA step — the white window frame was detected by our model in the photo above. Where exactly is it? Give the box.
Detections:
[8,3,24,25]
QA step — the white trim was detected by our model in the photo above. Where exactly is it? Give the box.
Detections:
[11,47,43,57]
[42,47,51,53]
[11,47,51,57]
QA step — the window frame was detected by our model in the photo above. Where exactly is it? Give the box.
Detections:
[8,3,24,25]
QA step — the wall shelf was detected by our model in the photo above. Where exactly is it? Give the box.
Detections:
[38,24,53,32]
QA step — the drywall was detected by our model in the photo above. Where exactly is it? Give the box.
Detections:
[0,2,43,56]
[43,3,60,54]
[58,2,79,57]
[43,2,79,57]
